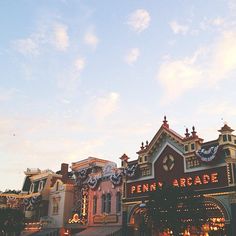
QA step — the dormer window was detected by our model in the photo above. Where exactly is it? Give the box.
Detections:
[228,135,232,142]
[29,183,34,193]
[139,157,143,163]
[223,135,227,142]
[38,180,44,192]
[144,156,147,162]
[121,161,124,167]
[191,143,195,151]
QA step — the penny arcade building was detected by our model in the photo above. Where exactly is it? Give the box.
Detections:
[122,117,236,236]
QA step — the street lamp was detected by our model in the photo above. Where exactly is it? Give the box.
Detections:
[140,201,146,236]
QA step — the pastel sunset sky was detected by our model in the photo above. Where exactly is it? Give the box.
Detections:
[0,0,236,190]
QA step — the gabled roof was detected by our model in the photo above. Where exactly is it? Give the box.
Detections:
[137,117,184,155]
[218,124,234,133]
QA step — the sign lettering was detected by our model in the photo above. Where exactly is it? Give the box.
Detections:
[130,172,219,195]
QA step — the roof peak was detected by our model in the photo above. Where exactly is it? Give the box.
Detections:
[218,123,234,133]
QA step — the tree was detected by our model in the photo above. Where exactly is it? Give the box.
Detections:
[0,208,24,236]
[146,185,207,236]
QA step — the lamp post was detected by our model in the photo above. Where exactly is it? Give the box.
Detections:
[140,202,146,236]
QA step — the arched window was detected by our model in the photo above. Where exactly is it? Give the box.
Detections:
[93,196,97,214]
[38,180,44,192]
[116,192,121,213]
[29,183,34,194]
[102,194,106,213]
[106,193,111,214]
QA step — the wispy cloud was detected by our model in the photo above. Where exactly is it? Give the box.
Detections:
[74,57,86,72]
[13,22,70,55]
[169,21,189,35]
[52,23,69,51]
[209,30,236,82]
[13,36,40,56]
[127,9,151,33]
[200,17,225,31]
[157,55,202,104]
[157,30,236,103]
[125,48,140,65]
[92,92,120,120]
[84,30,99,49]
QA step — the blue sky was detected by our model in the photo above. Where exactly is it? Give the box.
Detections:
[0,0,236,190]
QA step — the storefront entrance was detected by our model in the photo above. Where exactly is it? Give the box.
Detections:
[128,198,229,236]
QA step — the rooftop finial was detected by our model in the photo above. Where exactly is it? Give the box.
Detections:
[162,115,169,128]
[191,126,197,137]
[145,140,149,148]
[140,142,144,150]
[185,128,190,138]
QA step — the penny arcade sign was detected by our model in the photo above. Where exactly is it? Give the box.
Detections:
[127,167,229,197]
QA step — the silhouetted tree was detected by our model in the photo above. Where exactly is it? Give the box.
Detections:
[146,185,207,236]
[0,208,24,236]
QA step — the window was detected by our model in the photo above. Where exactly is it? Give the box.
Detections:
[38,180,44,192]
[101,194,106,213]
[223,135,227,142]
[121,161,124,167]
[144,156,147,162]
[224,148,230,157]
[53,201,59,215]
[191,143,195,150]
[29,183,34,194]
[139,157,142,163]
[106,193,111,214]
[142,168,151,176]
[101,193,111,214]
[186,156,200,169]
[93,196,97,214]
[116,192,121,213]
[228,135,232,142]
[184,145,189,152]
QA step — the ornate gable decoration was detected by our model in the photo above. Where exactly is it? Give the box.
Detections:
[137,116,184,157]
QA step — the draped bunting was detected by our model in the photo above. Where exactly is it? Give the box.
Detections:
[23,195,41,210]
[76,169,89,180]
[124,164,138,177]
[110,172,122,186]
[87,176,99,189]
[196,146,219,162]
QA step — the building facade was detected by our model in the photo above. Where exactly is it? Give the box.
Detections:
[66,157,123,236]
[122,117,236,236]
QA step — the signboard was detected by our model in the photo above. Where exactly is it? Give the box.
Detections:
[127,166,229,198]
[93,214,118,224]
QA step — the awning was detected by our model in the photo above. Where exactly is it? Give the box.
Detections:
[74,226,122,236]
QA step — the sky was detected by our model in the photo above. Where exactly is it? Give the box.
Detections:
[0,0,236,191]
